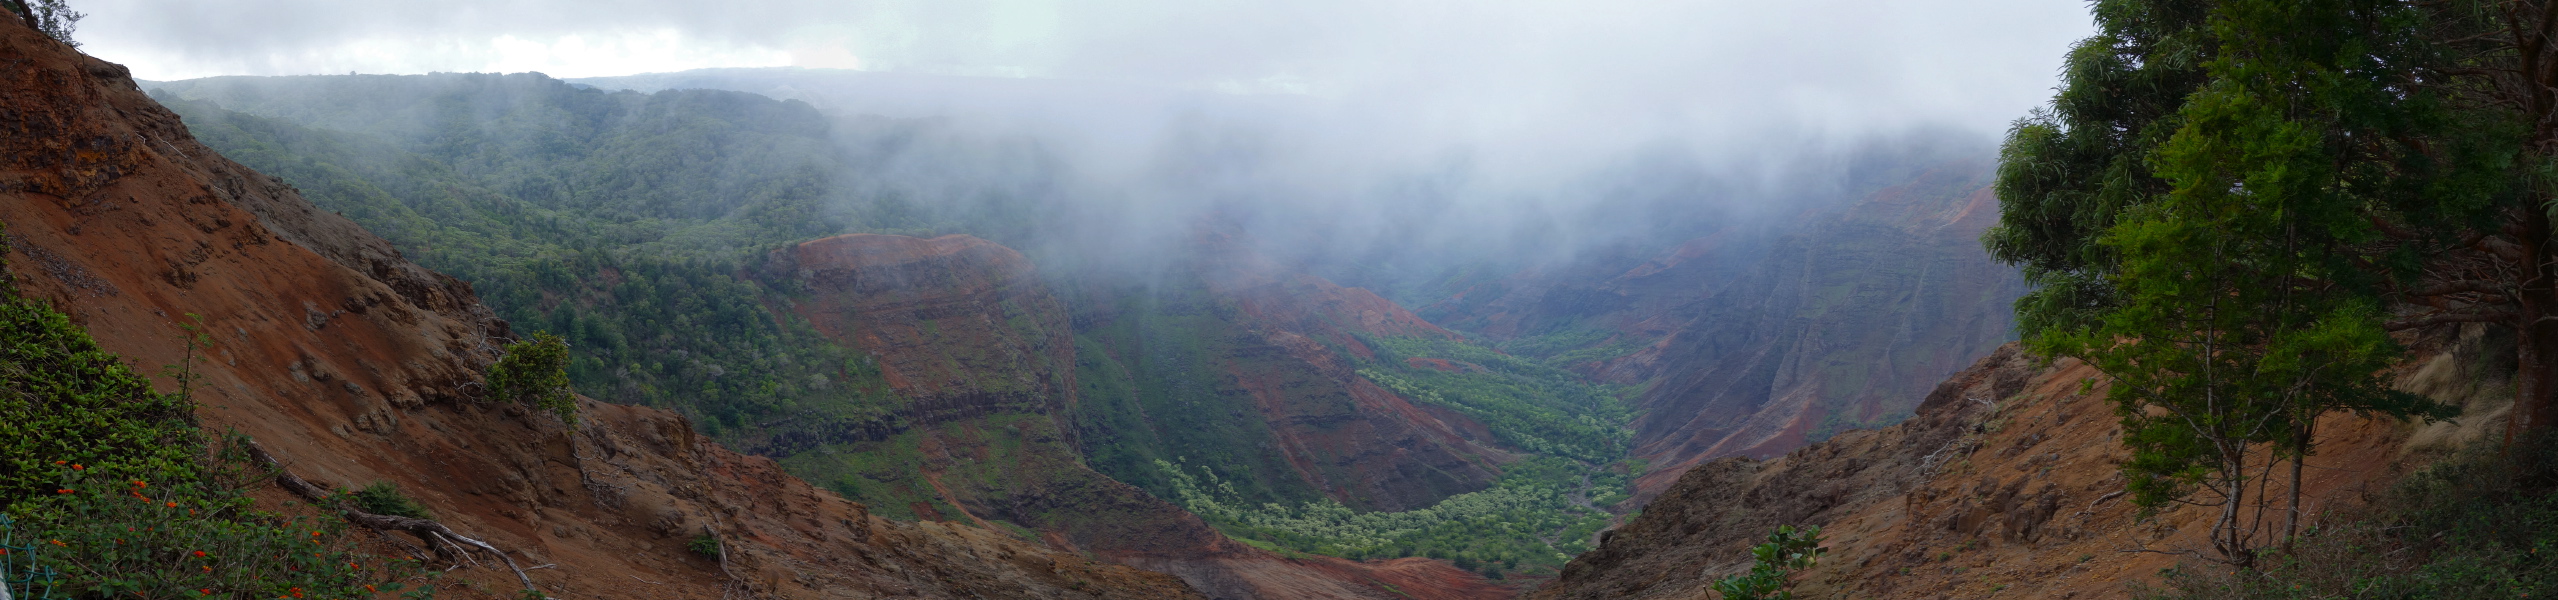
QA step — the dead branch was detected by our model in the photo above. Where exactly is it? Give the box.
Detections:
[242,441,552,599]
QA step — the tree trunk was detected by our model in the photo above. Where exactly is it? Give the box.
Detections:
[2512,206,2558,445]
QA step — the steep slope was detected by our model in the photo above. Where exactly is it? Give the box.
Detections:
[1072,226,1515,514]
[1531,330,2511,599]
[0,21,1202,600]
[1426,160,2022,498]
[750,232,1513,600]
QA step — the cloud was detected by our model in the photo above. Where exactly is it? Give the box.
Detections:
[89,0,2089,132]
[102,0,2096,282]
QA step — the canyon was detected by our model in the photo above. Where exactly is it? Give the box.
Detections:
[0,9,2258,597]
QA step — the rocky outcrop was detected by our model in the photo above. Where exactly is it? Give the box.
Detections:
[0,20,1202,600]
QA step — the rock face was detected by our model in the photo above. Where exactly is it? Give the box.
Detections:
[0,20,1203,600]
[1529,330,2514,599]
[758,233,1512,599]
[1425,160,2023,499]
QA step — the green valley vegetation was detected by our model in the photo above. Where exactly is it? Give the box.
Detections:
[1992,0,2558,584]
[1140,332,1640,575]
[1357,335,1634,464]
[0,230,432,598]
[1156,456,1629,577]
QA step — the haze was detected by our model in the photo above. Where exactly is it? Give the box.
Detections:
[101,0,2092,294]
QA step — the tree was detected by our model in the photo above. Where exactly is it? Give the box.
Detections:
[2394,0,2558,447]
[1,0,81,47]
[1993,0,2472,567]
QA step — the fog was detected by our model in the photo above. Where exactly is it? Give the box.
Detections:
[92,0,2091,298]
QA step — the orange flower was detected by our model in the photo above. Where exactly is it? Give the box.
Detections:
[167,502,179,508]
[71,463,83,470]
[55,489,71,494]
[195,550,208,557]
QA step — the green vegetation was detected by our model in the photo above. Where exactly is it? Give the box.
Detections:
[152,84,890,437]
[1156,456,1629,575]
[2140,435,2558,599]
[488,332,577,425]
[1068,284,1336,509]
[687,534,722,558]
[1710,525,1827,600]
[1990,0,2488,566]
[353,481,433,520]
[1357,335,1633,464]
[0,228,428,598]
[154,73,1655,573]
[1,0,81,47]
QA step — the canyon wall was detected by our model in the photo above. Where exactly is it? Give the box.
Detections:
[0,21,1203,600]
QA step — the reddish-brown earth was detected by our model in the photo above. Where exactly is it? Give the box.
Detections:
[762,232,1514,599]
[0,20,1204,600]
[1530,329,2512,599]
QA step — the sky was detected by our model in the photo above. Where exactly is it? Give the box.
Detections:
[84,0,2092,140]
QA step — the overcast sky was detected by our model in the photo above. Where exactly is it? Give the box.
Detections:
[86,0,2091,140]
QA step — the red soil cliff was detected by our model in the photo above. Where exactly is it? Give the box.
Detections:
[1530,330,2510,599]
[0,21,1203,600]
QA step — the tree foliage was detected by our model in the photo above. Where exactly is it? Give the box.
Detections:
[488,332,576,425]
[1993,0,2489,567]
[2,0,80,47]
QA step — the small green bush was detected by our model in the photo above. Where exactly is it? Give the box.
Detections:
[354,481,434,520]
[1711,524,1826,600]
[687,534,722,558]
[488,332,577,425]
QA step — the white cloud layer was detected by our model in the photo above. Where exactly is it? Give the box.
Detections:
[88,0,2091,137]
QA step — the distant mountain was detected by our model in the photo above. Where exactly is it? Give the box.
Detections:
[1424,158,2023,499]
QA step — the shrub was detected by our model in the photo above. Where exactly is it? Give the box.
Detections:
[354,481,434,520]
[6,449,429,599]
[488,332,577,425]
[1710,525,1826,600]
[687,534,722,558]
